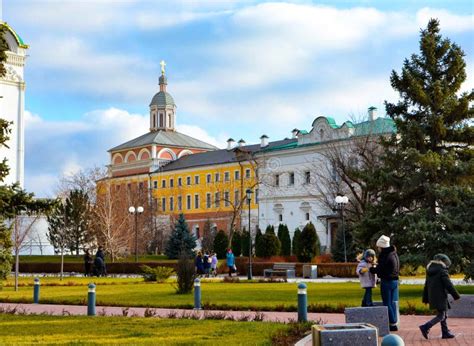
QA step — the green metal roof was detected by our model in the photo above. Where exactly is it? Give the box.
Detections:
[149,91,176,107]
[325,117,339,129]
[1,22,28,48]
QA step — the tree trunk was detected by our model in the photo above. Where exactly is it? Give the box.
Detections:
[14,249,19,292]
[60,248,64,281]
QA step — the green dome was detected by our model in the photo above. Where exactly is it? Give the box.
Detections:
[149,91,175,107]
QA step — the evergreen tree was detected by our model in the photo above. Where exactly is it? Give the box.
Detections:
[277,224,291,256]
[231,230,242,257]
[355,19,474,267]
[265,225,275,235]
[213,230,229,259]
[292,228,301,257]
[241,227,250,257]
[297,222,320,262]
[164,214,196,259]
[260,233,281,258]
[65,189,92,255]
[200,219,215,252]
[255,227,264,258]
[331,226,357,262]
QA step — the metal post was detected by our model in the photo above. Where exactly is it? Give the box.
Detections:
[194,278,201,310]
[247,201,253,280]
[134,212,138,263]
[87,283,96,316]
[342,209,347,263]
[297,282,308,322]
[33,277,40,304]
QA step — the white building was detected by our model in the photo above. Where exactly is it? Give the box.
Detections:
[257,110,394,253]
[0,22,28,186]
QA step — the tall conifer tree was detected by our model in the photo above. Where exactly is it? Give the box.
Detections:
[165,214,196,259]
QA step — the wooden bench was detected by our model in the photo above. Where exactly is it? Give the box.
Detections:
[263,263,296,278]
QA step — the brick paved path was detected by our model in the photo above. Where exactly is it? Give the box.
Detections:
[0,303,472,345]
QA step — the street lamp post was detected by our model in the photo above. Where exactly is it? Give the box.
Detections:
[129,206,144,263]
[246,188,253,280]
[334,195,349,262]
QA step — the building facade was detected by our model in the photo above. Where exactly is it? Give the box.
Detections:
[0,22,28,186]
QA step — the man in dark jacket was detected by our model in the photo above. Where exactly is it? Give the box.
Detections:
[419,254,460,340]
[370,235,400,331]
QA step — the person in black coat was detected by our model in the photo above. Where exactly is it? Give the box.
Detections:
[419,254,460,340]
[370,235,400,331]
[195,252,204,275]
[83,249,92,277]
[95,246,107,276]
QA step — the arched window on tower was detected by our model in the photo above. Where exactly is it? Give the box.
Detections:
[168,114,172,128]
[152,113,156,128]
[159,113,163,128]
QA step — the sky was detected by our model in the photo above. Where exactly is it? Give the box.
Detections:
[1,0,473,197]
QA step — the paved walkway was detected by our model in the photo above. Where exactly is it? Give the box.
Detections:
[0,303,472,345]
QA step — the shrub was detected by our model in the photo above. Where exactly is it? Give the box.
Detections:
[277,224,291,256]
[292,228,301,256]
[175,251,196,294]
[231,231,242,257]
[255,227,264,258]
[297,222,320,262]
[400,264,426,276]
[462,257,473,282]
[260,233,281,258]
[265,225,275,235]
[140,265,175,282]
[213,230,228,259]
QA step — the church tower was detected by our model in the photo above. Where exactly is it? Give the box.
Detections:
[149,60,176,132]
[0,22,28,187]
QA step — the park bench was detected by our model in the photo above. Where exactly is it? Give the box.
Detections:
[263,263,296,279]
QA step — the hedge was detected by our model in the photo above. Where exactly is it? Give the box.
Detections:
[16,259,357,277]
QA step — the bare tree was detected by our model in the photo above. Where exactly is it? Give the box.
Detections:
[55,166,107,203]
[12,214,41,291]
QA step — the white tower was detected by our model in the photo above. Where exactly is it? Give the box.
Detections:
[0,22,28,186]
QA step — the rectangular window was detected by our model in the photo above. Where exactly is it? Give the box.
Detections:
[162,180,166,188]
[215,172,220,182]
[305,212,310,221]
[162,197,166,212]
[305,171,311,184]
[194,194,199,209]
[215,192,220,208]
[245,169,251,179]
[153,181,158,189]
[170,197,174,211]
[224,171,230,182]
[279,214,283,222]
[178,196,182,211]
[234,170,240,180]
[275,174,280,187]
[234,189,240,206]
[178,177,182,186]
[170,178,174,188]
[224,191,230,207]
[186,176,191,186]
[194,175,200,185]
[289,172,295,186]
[206,193,211,208]
[206,174,211,184]
[255,188,259,204]
[186,195,191,210]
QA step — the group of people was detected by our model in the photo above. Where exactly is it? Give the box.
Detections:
[83,246,107,277]
[195,251,218,277]
[357,234,460,339]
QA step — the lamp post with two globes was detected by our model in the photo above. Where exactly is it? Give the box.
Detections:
[334,195,349,262]
[129,206,144,263]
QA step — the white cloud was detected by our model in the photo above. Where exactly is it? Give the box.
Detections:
[417,8,474,33]
[176,124,228,148]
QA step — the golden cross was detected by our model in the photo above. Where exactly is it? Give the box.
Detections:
[160,60,166,75]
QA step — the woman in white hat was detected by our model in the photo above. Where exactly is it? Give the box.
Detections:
[370,235,400,331]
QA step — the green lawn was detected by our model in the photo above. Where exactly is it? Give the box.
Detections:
[1,278,472,314]
[0,314,287,345]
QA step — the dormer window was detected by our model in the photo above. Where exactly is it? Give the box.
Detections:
[319,128,324,140]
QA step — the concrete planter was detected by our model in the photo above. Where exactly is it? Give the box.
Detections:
[345,306,389,336]
[311,323,378,346]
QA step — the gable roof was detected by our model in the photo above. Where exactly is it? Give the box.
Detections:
[109,130,218,152]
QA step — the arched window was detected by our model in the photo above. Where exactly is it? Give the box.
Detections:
[168,114,172,127]
[159,113,163,127]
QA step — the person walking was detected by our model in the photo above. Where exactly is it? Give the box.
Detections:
[419,254,460,340]
[83,249,93,277]
[357,249,377,307]
[370,235,400,331]
[226,248,235,277]
[195,252,204,276]
[95,246,107,276]
[210,252,218,277]
[203,252,211,278]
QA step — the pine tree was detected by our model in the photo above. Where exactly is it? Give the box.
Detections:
[231,230,242,257]
[260,233,281,258]
[292,228,301,257]
[297,222,320,263]
[265,225,275,235]
[277,224,291,256]
[255,227,264,258]
[355,19,474,267]
[331,226,357,262]
[65,189,92,255]
[241,227,250,257]
[164,214,196,259]
[213,230,229,259]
